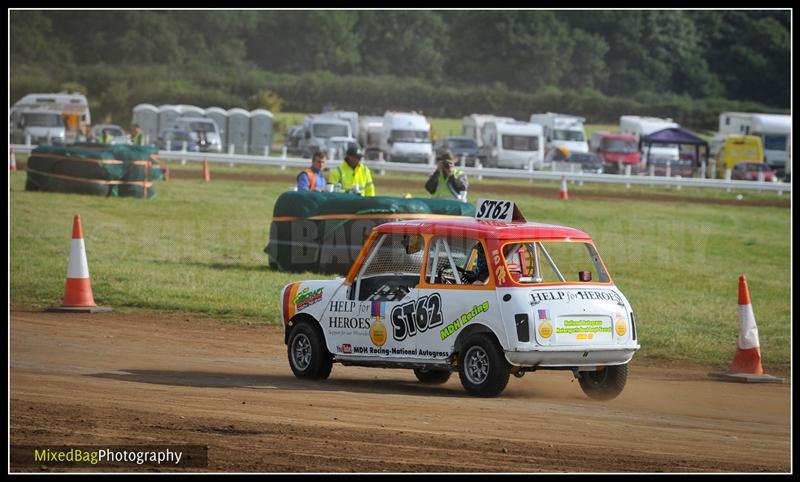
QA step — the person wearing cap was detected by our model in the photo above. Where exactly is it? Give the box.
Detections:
[328,143,375,196]
[296,150,328,192]
[425,151,468,200]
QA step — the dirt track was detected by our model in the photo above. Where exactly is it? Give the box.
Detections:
[10,307,791,473]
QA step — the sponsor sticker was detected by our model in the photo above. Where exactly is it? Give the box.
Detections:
[294,287,324,311]
[439,301,490,341]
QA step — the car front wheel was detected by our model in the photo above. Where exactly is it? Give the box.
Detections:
[287,322,332,380]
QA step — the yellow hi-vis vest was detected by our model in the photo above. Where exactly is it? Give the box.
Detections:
[329,162,375,196]
[433,169,465,199]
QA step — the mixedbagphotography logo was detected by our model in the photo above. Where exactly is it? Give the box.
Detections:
[11,445,208,469]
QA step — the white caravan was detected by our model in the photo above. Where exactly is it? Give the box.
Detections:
[718,112,791,176]
[359,115,384,159]
[619,116,680,165]
[462,114,515,149]
[481,121,544,169]
[381,112,433,164]
[529,112,588,154]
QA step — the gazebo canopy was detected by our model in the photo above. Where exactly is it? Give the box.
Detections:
[641,127,708,146]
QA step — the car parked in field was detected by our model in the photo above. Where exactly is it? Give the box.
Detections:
[92,124,129,145]
[155,128,198,152]
[281,199,639,398]
[435,136,481,165]
[731,162,776,182]
[546,148,604,174]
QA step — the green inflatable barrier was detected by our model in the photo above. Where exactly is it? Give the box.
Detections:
[25,143,162,198]
[265,191,475,274]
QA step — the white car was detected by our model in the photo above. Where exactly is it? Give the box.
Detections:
[280,199,640,398]
[93,124,129,144]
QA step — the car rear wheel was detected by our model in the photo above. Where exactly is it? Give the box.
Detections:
[458,334,510,397]
[413,368,452,385]
[578,364,628,401]
[287,322,332,380]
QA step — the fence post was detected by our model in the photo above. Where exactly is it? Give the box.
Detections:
[625,164,631,189]
[725,169,732,192]
[476,159,483,181]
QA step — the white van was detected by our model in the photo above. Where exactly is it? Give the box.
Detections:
[301,114,356,159]
[619,115,680,165]
[481,121,544,169]
[175,117,223,153]
[718,112,791,176]
[9,108,66,145]
[529,112,588,154]
[381,112,433,164]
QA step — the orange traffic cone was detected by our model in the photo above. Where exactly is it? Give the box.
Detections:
[559,176,569,200]
[709,275,782,383]
[47,215,112,313]
[202,159,210,182]
[9,147,17,172]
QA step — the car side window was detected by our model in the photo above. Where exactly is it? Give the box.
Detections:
[352,233,424,301]
[426,236,488,285]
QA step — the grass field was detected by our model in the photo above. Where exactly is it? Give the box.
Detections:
[9,167,790,369]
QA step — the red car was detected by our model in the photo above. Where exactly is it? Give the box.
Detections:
[731,162,776,182]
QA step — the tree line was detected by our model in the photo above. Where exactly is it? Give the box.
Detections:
[10,10,790,128]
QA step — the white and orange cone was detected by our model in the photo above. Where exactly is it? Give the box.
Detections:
[47,215,112,313]
[9,147,17,172]
[559,176,569,200]
[709,275,782,383]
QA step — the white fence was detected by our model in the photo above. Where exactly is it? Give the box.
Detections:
[10,144,791,194]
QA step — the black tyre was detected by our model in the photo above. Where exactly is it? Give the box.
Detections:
[578,364,628,401]
[413,368,452,385]
[287,322,332,380]
[458,334,510,397]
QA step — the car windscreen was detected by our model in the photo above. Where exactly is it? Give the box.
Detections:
[501,135,539,151]
[313,124,349,138]
[567,153,599,163]
[448,138,477,149]
[553,129,585,142]
[602,139,637,152]
[23,113,64,127]
[391,130,429,143]
[502,241,609,284]
[189,121,216,133]
[763,135,787,151]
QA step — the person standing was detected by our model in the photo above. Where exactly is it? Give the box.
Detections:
[130,123,144,145]
[425,152,468,200]
[100,128,114,144]
[328,143,375,196]
[296,150,328,192]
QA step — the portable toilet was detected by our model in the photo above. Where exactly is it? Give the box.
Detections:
[157,105,181,137]
[226,108,251,154]
[177,104,205,119]
[132,103,159,145]
[249,109,274,155]
[204,107,228,151]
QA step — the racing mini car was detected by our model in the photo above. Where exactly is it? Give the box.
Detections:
[280,199,640,398]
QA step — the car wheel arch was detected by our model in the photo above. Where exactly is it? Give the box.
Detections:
[285,313,324,345]
[453,323,506,359]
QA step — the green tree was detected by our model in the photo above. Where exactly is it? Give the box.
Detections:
[10,11,73,65]
[356,11,449,81]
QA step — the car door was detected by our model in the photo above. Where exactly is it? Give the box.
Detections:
[324,232,423,359]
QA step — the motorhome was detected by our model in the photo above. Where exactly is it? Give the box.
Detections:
[326,111,359,143]
[480,121,544,169]
[462,114,514,149]
[530,112,588,154]
[11,92,90,144]
[718,112,791,177]
[381,112,433,163]
[300,114,356,159]
[590,131,642,173]
[174,117,223,152]
[358,115,384,160]
[619,116,680,166]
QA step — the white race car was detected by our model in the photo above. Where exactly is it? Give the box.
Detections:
[280,199,640,398]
